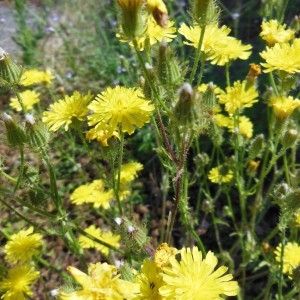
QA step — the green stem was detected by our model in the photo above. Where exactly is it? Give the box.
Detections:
[14,146,25,192]
[189,25,206,84]
[115,129,124,215]
[225,62,231,87]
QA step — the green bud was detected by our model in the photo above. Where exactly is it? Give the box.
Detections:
[114,217,149,253]
[248,134,265,159]
[292,265,300,291]
[202,82,216,109]
[157,40,182,87]
[191,0,220,25]
[174,83,198,126]
[119,263,135,281]
[0,48,23,85]
[2,113,27,147]
[281,129,298,148]
[117,0,145,39]
[141,64,158,100]
[25,114,50,149]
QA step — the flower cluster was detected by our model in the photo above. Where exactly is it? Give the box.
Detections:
[9,68,54,113]
[59,244,239,299]
[0,227,43,299]
[179,23,252,66]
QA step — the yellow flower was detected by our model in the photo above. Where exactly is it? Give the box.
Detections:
[42,91,93,131]
[88,86,154,135]
[275,242,300,275]
[9,90,40,112]
[70,179,113,209]
[154,243,178,269]
[134,15,176,51]
[134,259,164,300]
[85,126,120,146]
[60,262,139,300]
[179,23,252,65]
[217,80,258,115]
[20,68,54,86]
[269,95,300,120]
[208,165,233,184]
[215,114,253,139]
[4,227,43,264]
[119,162,143,185]
[260,38,300,73]
[0,265,40,300]
[159,247,239,299]
[78,225,120,256]
[260,20,295,46]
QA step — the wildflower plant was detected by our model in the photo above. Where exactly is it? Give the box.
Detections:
[0,0,300,299]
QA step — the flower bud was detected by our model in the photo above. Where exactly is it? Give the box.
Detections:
[119,263,134,281]
[157,40,182,87]
[281,129,298,148]
[191,0,220,25]
[2,113,27,147]
[292,265,300,291]
[115,217,149,252]
[173,83,198,126]
[0,48,23,85]
[25,114,50,149]
[248,134,265,159]
[117,0,145,39]
[202,82,216,109]
[141,63,161,100]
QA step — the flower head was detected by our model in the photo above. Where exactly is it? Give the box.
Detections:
[0,265,40,300]
[78,225,120,256]
[260,20,295,46]
[60,262,139,300]
[134,259,164,300]
[42,91,93,131]
[275,242,300,275]
[179,23,252,66]
[70,179,113,209]
[260,39,300,73]
[159,247,239,299]
[88,86,154,135]
[119,162,143,185]
[4,227,43,264]
[217,80,258,115]
[215,114,253,139]
[208,165,233,184]
[9,90,40,112]
[154,243,178,268]
[134,15,176,51]
[269,95,300,120]
[85,126,120,146]
[20,69,54,86]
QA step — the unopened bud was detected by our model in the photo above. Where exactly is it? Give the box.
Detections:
[281,129,298,148]
[0,48,23,85]
[248,134,265,159]
[174,83,198,126]
[192,0,220,25]
[202,82,216,109]
[25,115,50,149]
[2,113,27,147]
[117,0,145,39]
[157,40,182,87]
